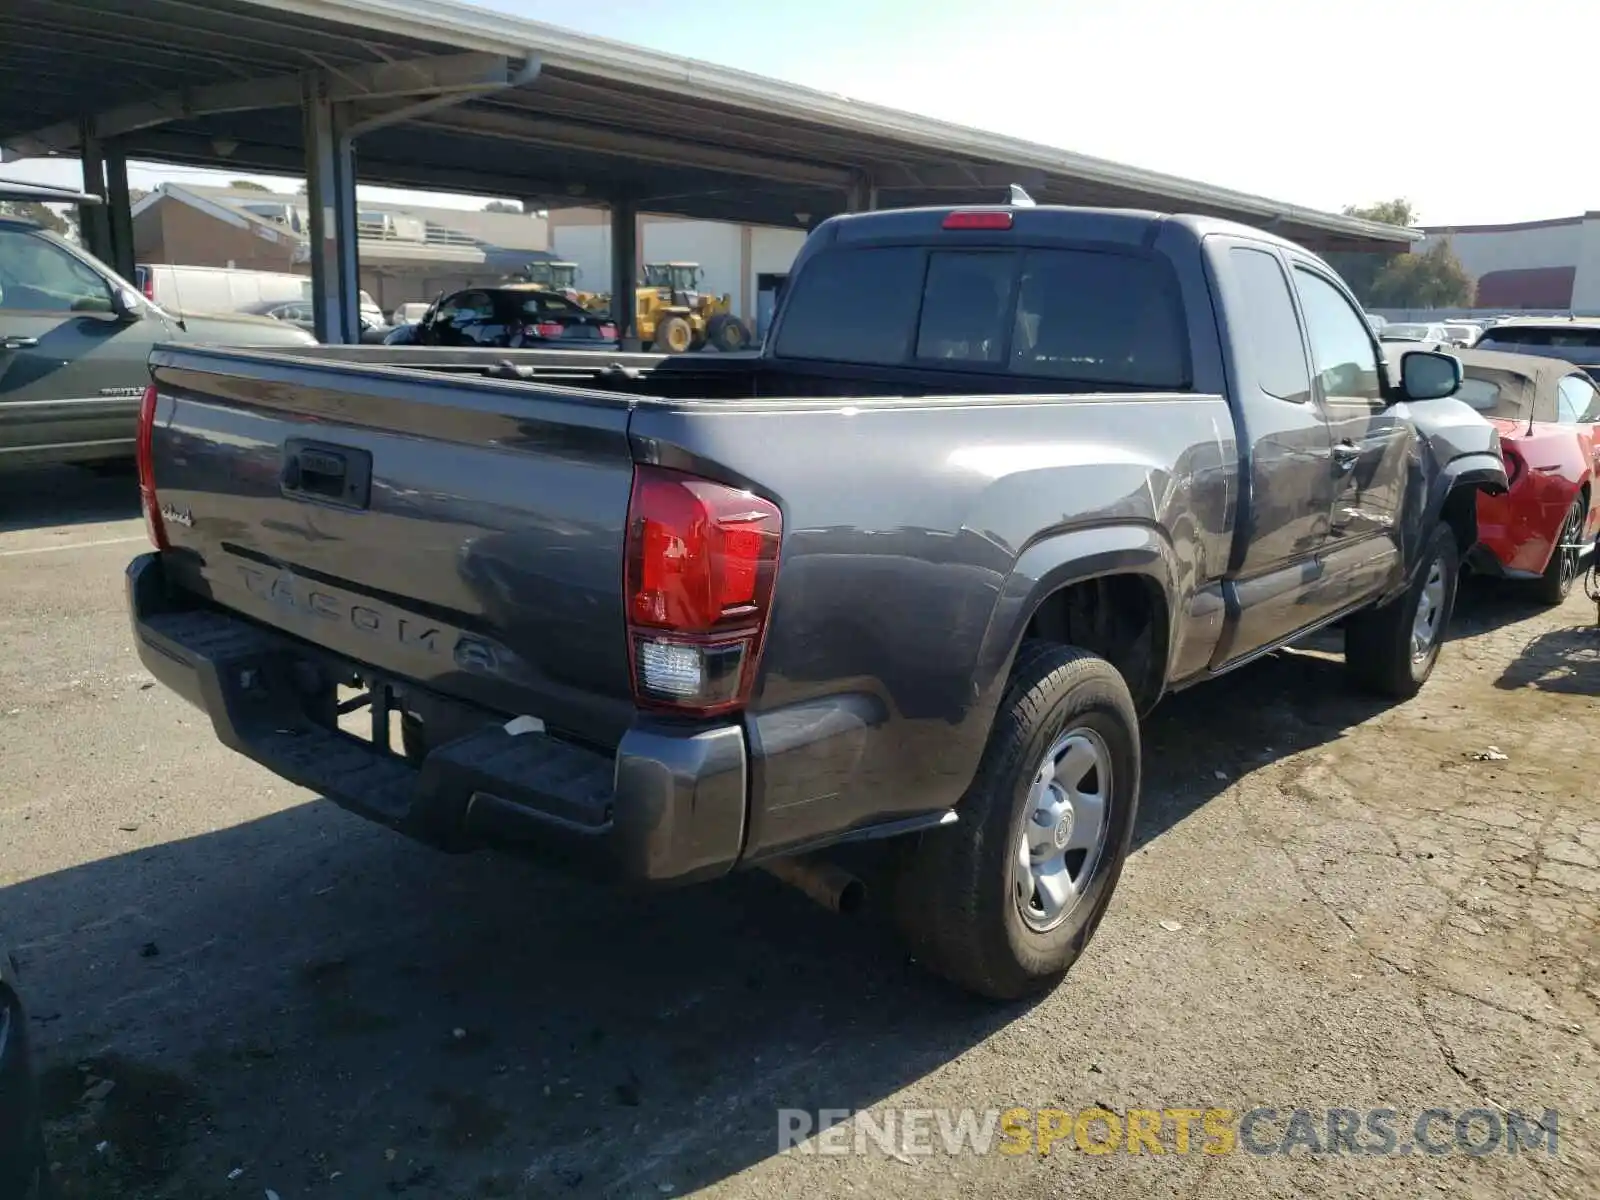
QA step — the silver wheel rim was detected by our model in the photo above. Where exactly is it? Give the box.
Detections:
[1411,558,1446,663]
[1014,727,1111,933]
[1557,504,1582,591]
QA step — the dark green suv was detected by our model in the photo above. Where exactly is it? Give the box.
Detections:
[1,180,318,471]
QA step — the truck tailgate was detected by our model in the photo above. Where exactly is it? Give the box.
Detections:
[146,346,638,747]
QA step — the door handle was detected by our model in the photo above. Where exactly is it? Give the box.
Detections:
[1,336,39,351]
[1331,442,1361,471]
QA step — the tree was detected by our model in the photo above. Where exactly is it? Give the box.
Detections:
[1328,200,1421,303]
[0,200,73,237]
[229,179,274,192]
[482,200,522,214]
[1367,239,1476,308]
[1342,199,1417,228]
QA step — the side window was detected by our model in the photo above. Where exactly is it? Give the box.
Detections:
[439,292,490,331]
[0,228,112,313]
[1293,268,1383,405]
[1228,247,1312,402]
[1557,375,1600,423]
[915,252,1013,364]
[433,293,464,326]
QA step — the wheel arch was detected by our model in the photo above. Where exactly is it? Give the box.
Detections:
[975,523,1181,719]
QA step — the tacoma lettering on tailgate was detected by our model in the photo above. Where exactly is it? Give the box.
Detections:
[237,564,443,654]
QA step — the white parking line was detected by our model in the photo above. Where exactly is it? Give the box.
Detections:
[0,535,147,557]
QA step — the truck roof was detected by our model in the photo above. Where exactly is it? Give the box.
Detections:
[817,203,1311,254]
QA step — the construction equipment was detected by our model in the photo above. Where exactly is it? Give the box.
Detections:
[504,260,596,306]
[629,262,751,354]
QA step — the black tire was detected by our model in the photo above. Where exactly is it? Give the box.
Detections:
[706,314,750,353]
[653,314,693,354]
[892,642,1140,1000]
[1345,520,1459,699]
[1531,495,1586,606]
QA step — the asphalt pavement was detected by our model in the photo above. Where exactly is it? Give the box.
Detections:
[1,466,1595,1200]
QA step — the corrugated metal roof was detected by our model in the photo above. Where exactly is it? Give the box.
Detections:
[0,0,1415,251]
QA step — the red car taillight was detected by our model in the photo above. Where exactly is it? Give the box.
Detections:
[523,322,564,341]
[624,466,782,715]
[137,383,168,550]
[599,323,618,340]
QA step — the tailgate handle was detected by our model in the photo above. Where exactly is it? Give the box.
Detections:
[281,439,372,509]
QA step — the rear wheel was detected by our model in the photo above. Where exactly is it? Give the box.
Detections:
[1345,520,1459,698]
[892,642,1139,1000]
[1532,495,1586,606]
[706,314,750,353]
[653,314,694,353]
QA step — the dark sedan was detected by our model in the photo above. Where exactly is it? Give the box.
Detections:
[405,286,619,349]
[0,938,46,1199]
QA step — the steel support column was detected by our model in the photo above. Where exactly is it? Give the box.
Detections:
[78,122,112,264]
[103,144,136,282]
[611,198,640,350]
[303,79,361,345]
[845,172,878,213]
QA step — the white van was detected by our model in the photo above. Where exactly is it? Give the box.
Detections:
[136,264,382,325]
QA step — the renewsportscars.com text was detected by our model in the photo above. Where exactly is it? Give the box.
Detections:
[778,1106,1560,1159]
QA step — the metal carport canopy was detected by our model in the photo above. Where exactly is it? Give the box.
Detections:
[1,0,1412,252]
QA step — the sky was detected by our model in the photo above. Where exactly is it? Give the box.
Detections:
[4,0,1595,225]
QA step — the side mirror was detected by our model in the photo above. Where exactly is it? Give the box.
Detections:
[1400,349,1462,401]
[110,287,144,322]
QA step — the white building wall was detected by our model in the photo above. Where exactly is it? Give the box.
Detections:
[1417,221,1583,279]
[749,227,807,284]
[1572,217,1600,311]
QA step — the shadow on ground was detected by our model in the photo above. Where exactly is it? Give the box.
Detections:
[0,465,138,534]
[1494,622,1600,695]
[4,632,1420,1199]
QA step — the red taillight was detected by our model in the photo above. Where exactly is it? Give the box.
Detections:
[599,323,618,340]
[1502,442,1524,487]
[137,383,168,551]
[624,466,782,715]
[532,322,565,340]
[942,210,1014,230]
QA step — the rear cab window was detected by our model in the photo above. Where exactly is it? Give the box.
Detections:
[518,292,584,317]
[774,243,1190,389]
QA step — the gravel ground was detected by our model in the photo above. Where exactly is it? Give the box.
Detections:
[1,467,1596,1200]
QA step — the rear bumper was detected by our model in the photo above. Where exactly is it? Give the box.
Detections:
[127,553,746,884]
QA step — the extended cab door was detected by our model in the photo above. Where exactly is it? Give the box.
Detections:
[1205,239,1338,662]
[1289,262,1408,602]
[0,222,158,465]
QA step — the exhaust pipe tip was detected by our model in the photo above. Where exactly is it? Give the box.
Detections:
[761,855,866,917]
[834,875,867,917]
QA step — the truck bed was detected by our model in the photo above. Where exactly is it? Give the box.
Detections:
[139,341,1235,861]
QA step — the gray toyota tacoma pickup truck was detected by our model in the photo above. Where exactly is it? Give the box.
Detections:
[127,203,1505,999]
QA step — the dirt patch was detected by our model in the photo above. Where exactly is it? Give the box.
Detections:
[39,1055,207,1197]
[428,1086,508,1152]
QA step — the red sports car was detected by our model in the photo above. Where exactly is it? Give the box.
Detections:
[1456,349,1600,603]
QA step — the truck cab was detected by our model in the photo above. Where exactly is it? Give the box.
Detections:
[0,179,317,471]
